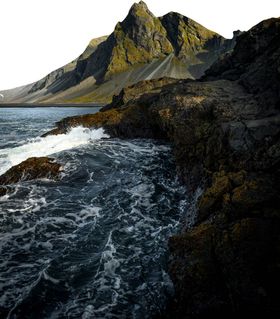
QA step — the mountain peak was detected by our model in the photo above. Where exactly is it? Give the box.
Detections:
[129,1,149,13]
[121,1,157,33]
[104,0,173,78]
[127,1,154,20]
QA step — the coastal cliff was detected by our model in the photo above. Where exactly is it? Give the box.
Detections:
[41,16,280,317]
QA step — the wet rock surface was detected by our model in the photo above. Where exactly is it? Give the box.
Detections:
[0,157,61,196]
[43,17,280,317]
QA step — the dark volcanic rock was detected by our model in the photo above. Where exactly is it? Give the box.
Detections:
[43,17,280,318]
[168,216,280,318]
[204,18,280,111]
[102,77,178,110]
[0,186,8,197]
[0,157,61,196]
[42,77,177,138]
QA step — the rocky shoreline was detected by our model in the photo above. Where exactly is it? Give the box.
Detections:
[1,16,279,318]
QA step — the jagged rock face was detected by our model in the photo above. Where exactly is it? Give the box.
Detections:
[72,1,174,81]
[105,2,173,77]
[160,12,234,78]
[104,77,178,110]
[205,18,280,111]
[0,1,237,104]
[161,12,219,58]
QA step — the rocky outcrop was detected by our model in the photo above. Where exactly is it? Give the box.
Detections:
[43,16,280,317]
[204,18,280,111]
[0,157,61,196]
[0,1,236,104]
[42,77,177,137]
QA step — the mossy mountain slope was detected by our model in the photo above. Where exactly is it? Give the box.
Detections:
[0,1,236,104]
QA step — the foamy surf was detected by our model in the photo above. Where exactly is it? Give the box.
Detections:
[0,126,109,175]
[0,107,189,318]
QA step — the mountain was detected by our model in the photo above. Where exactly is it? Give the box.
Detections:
[204,17,280,110]
[0,1,237,104]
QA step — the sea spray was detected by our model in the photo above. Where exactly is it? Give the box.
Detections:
[0,126,109,175]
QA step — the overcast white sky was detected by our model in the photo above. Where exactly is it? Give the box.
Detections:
[0,0,279,90]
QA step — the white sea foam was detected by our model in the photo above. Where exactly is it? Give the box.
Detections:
[0,131,188,318]
[0,126,109,175]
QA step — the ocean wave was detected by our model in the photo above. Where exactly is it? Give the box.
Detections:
[0,126,109,175]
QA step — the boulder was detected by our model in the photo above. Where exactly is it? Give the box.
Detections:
[0,157,61,196]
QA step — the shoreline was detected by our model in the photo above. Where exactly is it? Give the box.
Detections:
[0,103,103,108]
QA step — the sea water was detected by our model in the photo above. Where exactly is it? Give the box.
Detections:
[0,107,189,318]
